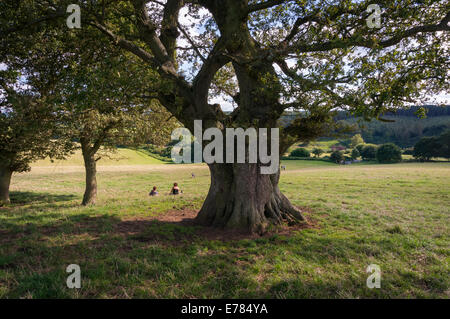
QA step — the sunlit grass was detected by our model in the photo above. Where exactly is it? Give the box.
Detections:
[32,148,164,167]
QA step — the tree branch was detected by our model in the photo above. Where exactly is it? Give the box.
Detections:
[192,38,230,107]
[160,0,184,62]
[90,21,157,67]
[282,12,320,44]
[280,11,450,55]
[131,0,178,75]
[91,119,120,154]
[247,0,289,13]
[178,24,207,63]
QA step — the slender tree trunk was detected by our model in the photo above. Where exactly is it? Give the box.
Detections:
[81,147,97,206]
[0,166,12,205]
[195,163,305,234]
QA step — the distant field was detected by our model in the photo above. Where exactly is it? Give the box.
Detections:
[32,148,164,167]
[0,161,449,298]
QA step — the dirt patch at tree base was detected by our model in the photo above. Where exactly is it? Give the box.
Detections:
[0,207,318,246]
[120,207,319,242]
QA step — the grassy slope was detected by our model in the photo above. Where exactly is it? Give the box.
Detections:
[32,148,164,167]
[0,161,449,298]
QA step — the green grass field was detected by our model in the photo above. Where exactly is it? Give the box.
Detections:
[0,158,449,298]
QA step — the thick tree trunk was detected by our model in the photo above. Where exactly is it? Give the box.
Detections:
[81,149,97,206]
[195,163,305,234]
[0,166,12,205]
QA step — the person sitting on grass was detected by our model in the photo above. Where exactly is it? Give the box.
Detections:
[170,182,182,195]
[149,186,158,196]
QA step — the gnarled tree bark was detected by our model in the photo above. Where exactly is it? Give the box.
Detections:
[196,163,305,234]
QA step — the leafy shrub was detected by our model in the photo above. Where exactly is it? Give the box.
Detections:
[355,143,366,153]
[351,148,360,160]
[438,130,450,160]
[312,148,324,158]
[330,150,344,163]
[376,143,402,163]
[413,137,440,161]
[361,145,377,160]
[290,148,310,158]
[350,134,364,148]
[413,130,450,161]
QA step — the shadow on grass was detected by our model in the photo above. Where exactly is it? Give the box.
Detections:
[9,191,78,205]
[1,213,260,298]
[0,213,388,298]
[0,192,80,236]
[2,208,317,245]
[2,211,447,298]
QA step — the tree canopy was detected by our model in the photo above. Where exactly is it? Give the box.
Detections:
[1,6,178,205]
[1,0,449,231]
[0,61,72,204]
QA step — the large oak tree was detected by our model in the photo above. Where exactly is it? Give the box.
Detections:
[2,0,449,232]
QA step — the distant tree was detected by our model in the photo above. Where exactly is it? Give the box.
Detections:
[436,130,450,160]
[290,148,310,158]
[413,137,441,161]
[330,151,345,164]
[423,124,450,137]
[351,148,360,160]
[355,144,366,154]
[312,148,324,158]
[330,110,450,148]
[376,143,402,163]
[361,145,378,161]
[350,134,364,148]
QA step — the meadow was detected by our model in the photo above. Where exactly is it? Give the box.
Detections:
[0,150,448,298]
